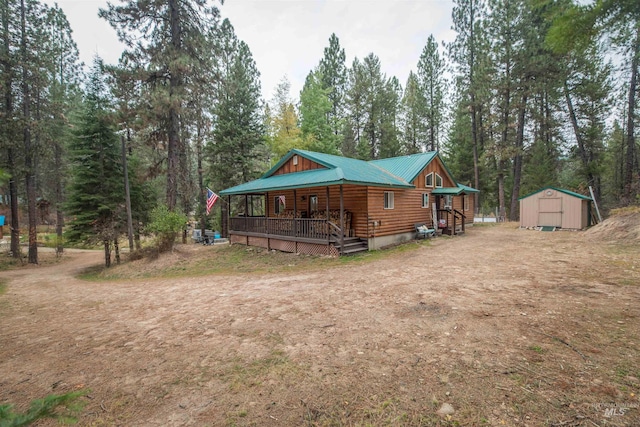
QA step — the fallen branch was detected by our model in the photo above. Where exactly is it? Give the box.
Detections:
[540,331,589,361]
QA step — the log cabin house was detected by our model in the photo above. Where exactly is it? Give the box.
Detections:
[219,149,478,256]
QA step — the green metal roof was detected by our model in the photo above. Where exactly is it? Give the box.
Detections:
[457,183,480,194]
[220,149,413,196]
[220,149,480,196]
[432,187,464,195]
[518,186,592,201]
[370,151,437,183]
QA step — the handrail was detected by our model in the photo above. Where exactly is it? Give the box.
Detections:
[327,221,342,240]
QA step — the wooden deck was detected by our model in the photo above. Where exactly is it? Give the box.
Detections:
[228,216,368,256]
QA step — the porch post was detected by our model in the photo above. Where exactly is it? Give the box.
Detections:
[453,210,457,236]
[326,186,330,243]
[462,198,466,233]
[244,194,248,231]
[293,189,298,238]
[340,185,344,255]
[223,195,230,238]
[265,193,270,249]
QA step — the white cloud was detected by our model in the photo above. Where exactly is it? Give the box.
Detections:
[44,0,455,102]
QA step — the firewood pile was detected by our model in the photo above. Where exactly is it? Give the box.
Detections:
[275,209,352,235]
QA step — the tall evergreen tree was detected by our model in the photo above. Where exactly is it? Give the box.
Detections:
[207,19,265,189]
[266,77,304,160]
[299,68,338,154]
[548,0,640,205]
[65,58,123,268]
[318,33,347,142]
[417,34,446,151]
[100,0,220,211]
[562,43,612,207]
[449,0,489,212]
[400,71,425,154]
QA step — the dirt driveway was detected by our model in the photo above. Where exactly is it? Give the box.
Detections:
[1,224,639,426]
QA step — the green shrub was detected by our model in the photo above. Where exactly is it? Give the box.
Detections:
[146,205,188,253]
[0,390,87,426]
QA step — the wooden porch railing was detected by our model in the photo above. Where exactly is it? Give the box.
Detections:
[229,216,339,241]
[436,209,466,235]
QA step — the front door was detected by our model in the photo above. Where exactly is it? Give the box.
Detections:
[538,198,562,227]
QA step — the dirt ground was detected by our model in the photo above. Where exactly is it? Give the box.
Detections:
[1,223,639,426]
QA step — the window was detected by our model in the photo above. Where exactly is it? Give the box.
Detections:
[444,195,452,209]
[309,195,318,212]
[292,155,298,165]
[422,193,430,208]
[435,173,443,188]
[425,172,434,187]
[463,195,469,211]
[384,191,394,209]
[274,195,286,214]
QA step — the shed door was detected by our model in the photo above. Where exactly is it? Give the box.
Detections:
[538,198,562,227]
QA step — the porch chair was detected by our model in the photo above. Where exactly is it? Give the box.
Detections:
[415,223,436,239]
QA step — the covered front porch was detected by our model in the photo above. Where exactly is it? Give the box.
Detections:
[224,185,368,256]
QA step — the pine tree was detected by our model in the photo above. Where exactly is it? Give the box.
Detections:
[449,0,490,212]
[562,43,612,207]
[400,71,425,154]
[378,76,402,159]
[208,19,265,188]
[266,77,304,160]
[299,69,339,154]
[100,0,220,211]
[65,58,124,268]
[417,34,446,152]
[318,33,348,142]
[548,0,640,205]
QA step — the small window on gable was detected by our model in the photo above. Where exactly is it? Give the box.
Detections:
[435,173,443,188]
[425,172,434,187]
[422,193,430,208]
[384,191,394,209]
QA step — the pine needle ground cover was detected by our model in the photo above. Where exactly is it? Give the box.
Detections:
[0,223,638,426]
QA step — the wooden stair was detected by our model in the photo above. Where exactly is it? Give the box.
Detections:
[332,236,368,255]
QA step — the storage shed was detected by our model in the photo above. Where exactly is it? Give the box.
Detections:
[519,187,593,230]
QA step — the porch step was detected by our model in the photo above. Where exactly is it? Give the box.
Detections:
[333,237,369,255]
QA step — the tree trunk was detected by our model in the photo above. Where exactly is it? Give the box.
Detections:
[121,135,134,252]
[21,0,37,264]
[114,237,120,265]
[103,239,111,268]
[8,149,20,258]
[55,142,64,255]
[564,80,601,205]
[509,93,528,221]
[497,167,506,221]
[623,27,639,205]
[196,123,206,239]
[166,0,181,211]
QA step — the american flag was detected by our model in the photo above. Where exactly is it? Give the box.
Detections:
[206,188,219,215]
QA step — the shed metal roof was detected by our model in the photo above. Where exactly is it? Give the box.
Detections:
[518,186,592,201]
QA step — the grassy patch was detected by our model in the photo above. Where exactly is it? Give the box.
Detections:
[226,350,294,391]
[81,239,430,281]
[528,345,545,354]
